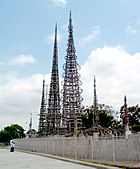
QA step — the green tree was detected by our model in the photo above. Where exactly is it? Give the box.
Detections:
[82,104,116,129]
[82,106,93,129]
[99,110,114,128]
[0,129,10,142]
[0,124,26,143]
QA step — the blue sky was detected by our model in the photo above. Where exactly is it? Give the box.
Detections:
[0,0,140,130]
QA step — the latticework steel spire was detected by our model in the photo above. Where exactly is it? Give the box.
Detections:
[29,113,32,138]
[93,76,98,109]
[123,95,132,137]
[47,24,61,134]
[38,77,47,135]
[62,12,83,134]
[93,76,99,125]
[124,96,128,126]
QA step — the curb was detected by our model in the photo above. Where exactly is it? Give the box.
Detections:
[16,149,120,169]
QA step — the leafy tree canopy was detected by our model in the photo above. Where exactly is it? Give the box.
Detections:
[0,124,26,143]
[82,104,117,129]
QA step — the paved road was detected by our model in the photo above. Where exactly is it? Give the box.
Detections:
[0,149,119,169]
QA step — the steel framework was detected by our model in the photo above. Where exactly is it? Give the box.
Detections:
[62,12,83,135]
[28,113,32,138]
[93,76,99,126]
[47,24,61,134]
[124,95,129,133]
[38,78,47,136]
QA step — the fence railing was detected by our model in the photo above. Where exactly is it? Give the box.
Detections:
[14,134,140,163]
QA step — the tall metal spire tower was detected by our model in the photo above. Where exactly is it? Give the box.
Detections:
[124,96,131,137]
[62,12,83,134]
[38,77,47,135]
[93,76,98,109]
[47,24,61,134]
[29,113,32,138]
[124,96,129,127]
[124,96,128,124]
[93,76,99,126]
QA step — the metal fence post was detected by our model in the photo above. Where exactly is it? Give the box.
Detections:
[112,135,115,164]
[62,138,65,157]
[74,137,77,159]
[91,138,93,160]
[52,139,55,155]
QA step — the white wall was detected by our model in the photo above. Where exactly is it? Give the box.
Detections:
[14,134,140,163]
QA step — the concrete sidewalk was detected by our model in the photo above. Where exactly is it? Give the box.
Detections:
[0,148,120,169]
[16,149,140,169]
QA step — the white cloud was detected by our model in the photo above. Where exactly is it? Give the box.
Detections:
[53,0,67,7]
[126,24,137,34]
[0,72,51,131]
[1,46,140,131]
[8,54,36,66]
[126,19,140,34]
[79,26,101,47]
[80,46,140,110]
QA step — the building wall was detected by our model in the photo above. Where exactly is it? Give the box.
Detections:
[14,134,140,162]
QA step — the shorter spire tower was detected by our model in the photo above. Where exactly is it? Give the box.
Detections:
[93,76,99,126]
[124,96,131,137]
[38,77,47,135]
[124,96,128,126]
[29,113,32,138]
[93,76,98,109]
